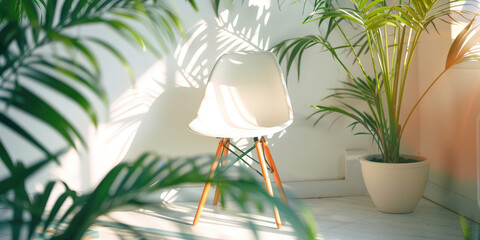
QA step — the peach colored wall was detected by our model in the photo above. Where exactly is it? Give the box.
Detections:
[417,19,480,215]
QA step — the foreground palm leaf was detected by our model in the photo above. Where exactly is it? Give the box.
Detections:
[0,0,194,235]
[0,0,192,168]
[0,153,316,240]
[273,0,480,163]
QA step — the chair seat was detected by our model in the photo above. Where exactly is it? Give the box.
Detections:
[188,118,293,138]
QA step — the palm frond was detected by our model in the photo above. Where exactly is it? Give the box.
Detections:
[272,34,348,80]
[446,17,480,69]
[0,0,191,169]
[0,150,65,195]
[0,153,317,240]
[310,101,382,151]
[324,76,380,106]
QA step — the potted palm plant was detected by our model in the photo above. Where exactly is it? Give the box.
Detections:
[273,0,480,213]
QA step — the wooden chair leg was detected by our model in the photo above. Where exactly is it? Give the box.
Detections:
[254,138,282,229]
[213,139,230,206]
[193,139,225,226]
[261,137,288,204]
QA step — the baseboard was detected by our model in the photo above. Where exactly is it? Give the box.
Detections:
[150,150,368,203]
[283,150,368,198]
[424,181,480,223]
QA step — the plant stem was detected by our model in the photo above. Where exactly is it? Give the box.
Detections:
[396,30,422,121]
[336,25,382,127]
[384,26,390,76]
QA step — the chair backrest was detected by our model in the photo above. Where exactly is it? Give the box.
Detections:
[195,51,293,129]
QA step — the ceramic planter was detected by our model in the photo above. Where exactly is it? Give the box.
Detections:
[360,155,429,213]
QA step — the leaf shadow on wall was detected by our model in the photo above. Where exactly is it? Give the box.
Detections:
[124,4,273,160]
[86,2,276,192]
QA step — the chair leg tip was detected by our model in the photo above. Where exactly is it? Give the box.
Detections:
[193,218,200,226]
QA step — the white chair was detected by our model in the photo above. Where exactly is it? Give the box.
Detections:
[189,51,293,228]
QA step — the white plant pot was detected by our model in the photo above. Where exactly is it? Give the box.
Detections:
[360,155,430,213]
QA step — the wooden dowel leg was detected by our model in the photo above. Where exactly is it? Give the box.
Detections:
[193,139,225,226]
[214,139,230,206]
[255,138,282,229]
[261,137,288,205]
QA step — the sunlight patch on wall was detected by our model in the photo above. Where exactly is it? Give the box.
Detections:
[85,60,168,188]
[51,148,82,191]
[214,1,272,52]
[450,0,480,68]
[248,0,272,20]
[175,21,208,67]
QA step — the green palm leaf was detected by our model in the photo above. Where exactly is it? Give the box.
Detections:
[272,35,349,79]
[0,112,54,161]
[2,86,85,148]
[21,67,99,126]
[36,153,316,240]
[0,150,65,195]
[0,0,194,165]
[0,2,199,237]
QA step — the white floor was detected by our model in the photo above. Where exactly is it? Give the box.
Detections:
[91,196,476,240]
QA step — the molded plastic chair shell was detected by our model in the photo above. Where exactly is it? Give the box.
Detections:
[189,51,293,138]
